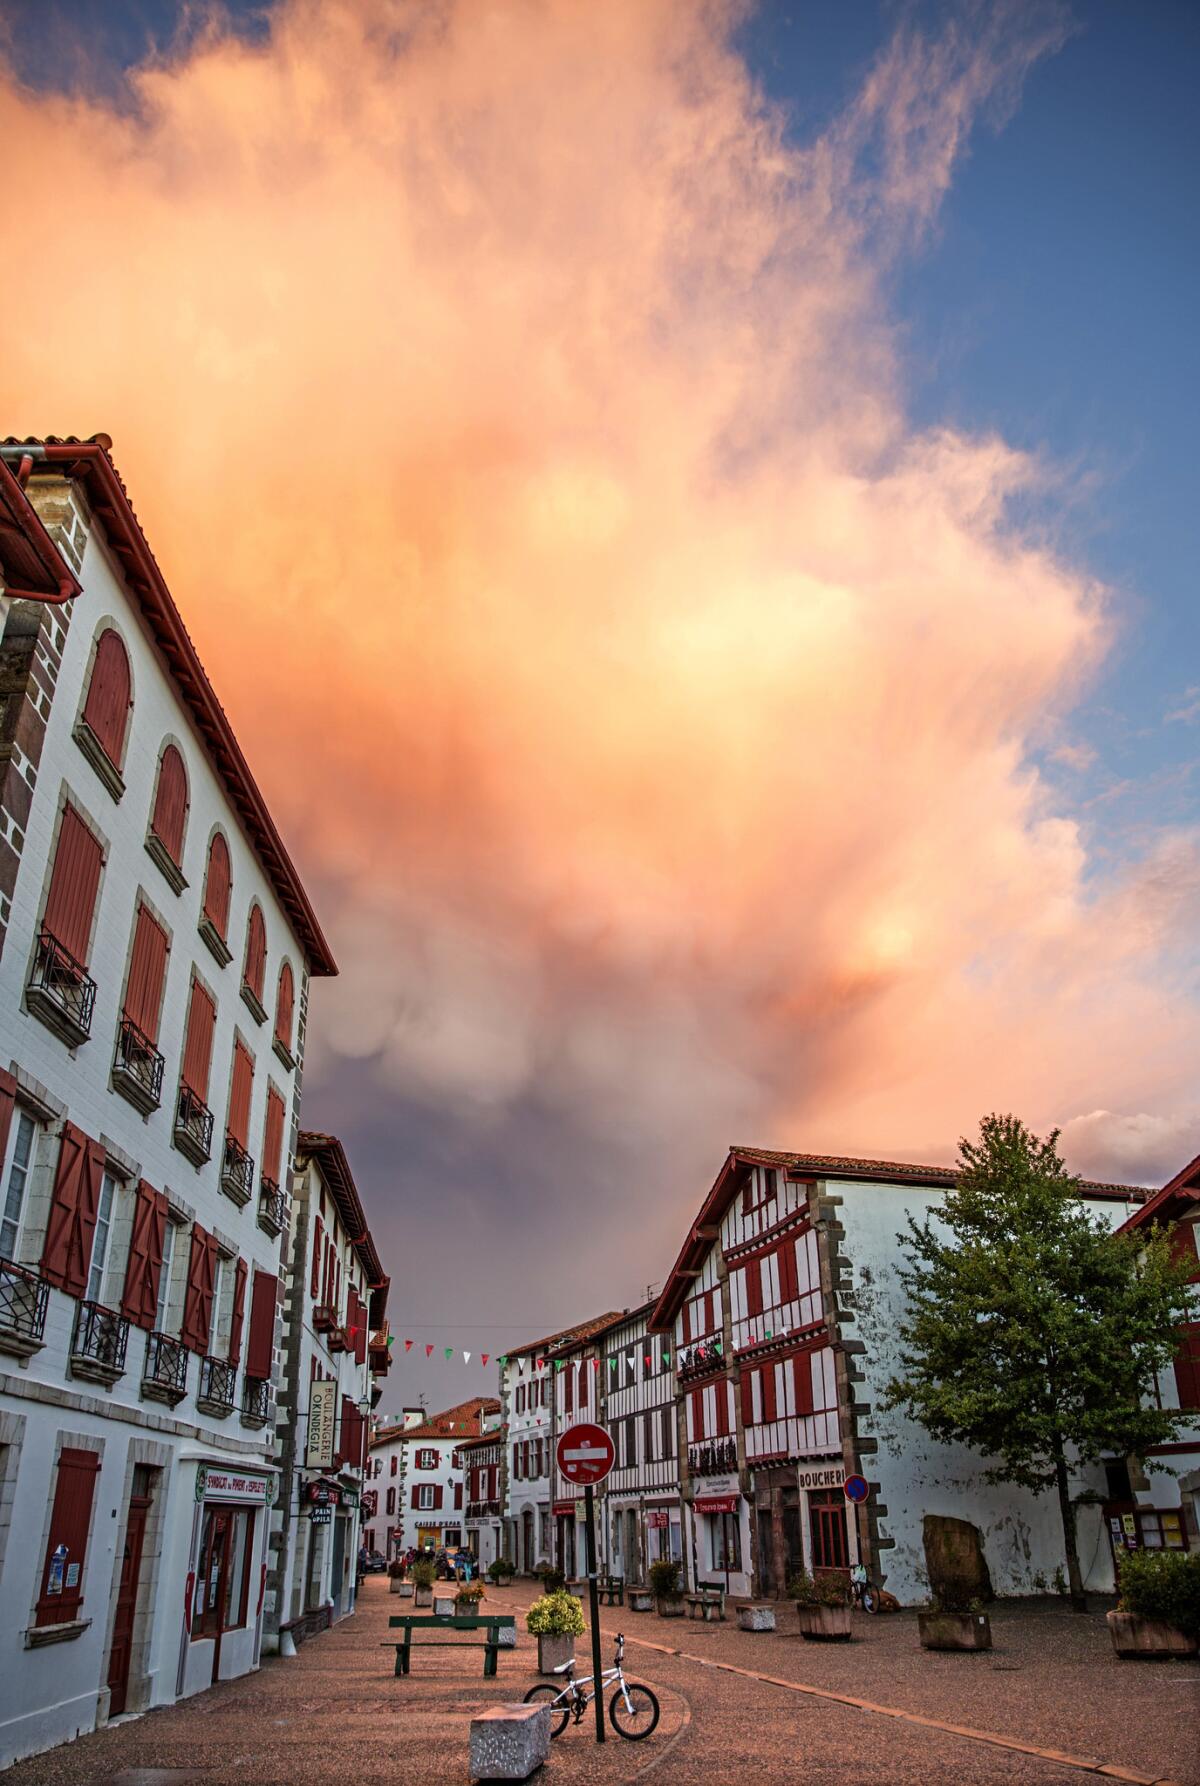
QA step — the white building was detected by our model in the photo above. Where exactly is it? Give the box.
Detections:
[0,435,336,1767]
[460,1427,505,1571]
[368,1397,499,1559]
[590,1305,682,1585]
[267,1131,390,1647]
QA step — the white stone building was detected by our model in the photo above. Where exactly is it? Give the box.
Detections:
[460,1426,504,1571]
[369,1397,499,1559]
[0,435,336,1767]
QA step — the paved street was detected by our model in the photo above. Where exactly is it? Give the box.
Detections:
[5,1580,1197,1786]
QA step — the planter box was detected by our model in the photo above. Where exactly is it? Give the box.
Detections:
[797,1603,853,1641]
[656,1597,685,1618]
[738,1604,777,1632]
[492,1575,514,1589]
[433,1594,456,1617]
[414,1588,433,1607]
[918,1611,992,1652]
[537,1632,576,1675]
[628,1589,653,1613]
[1107,1610,1198,1659]
[396,1581,415,1599]
[388,1576,404,1594]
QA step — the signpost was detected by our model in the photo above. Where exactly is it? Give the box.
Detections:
[842,1473,869,1505]
[556,1423,615,1746]
[306,1380,336,1469]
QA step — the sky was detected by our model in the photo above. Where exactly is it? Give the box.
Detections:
[1,0,1196,1412]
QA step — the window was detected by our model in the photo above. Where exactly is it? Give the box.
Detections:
[274,963,294,1055]
[711,1511,741,1572]
[192,1506,255,1640]
[42,804,104,967]
[41,1124,106,1299]
[37,1446,101,1626]
[83,1170,120,1303]
[242,905,266,1008]
[149,744,188,867]
[154,1219,176,1333]
[416,1484,436,1510]
[181,978,217,1099]
[202,834,232,943]
[390,1454,398,1477]
[1139,1509,1187,1551]
[386,1487,396,1516]
[124,905,170,1042]
[1,1108,35,1261]
[81,628,132,768]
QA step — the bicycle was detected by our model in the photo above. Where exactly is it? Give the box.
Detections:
[523,1632,660,1740]
[850,1563,880,1613]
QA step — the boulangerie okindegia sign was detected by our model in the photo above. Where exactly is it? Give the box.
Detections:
[306,1379,337,1468]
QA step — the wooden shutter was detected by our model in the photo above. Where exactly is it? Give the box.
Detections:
[181,979,216,1098]
[150,745,188,862]
[274,963,294,1048]
[714,1381,730,1436]
[228,1257,248,1366]
[432,1483,444,1510]
[81,628,131,764]
[36,1447,100,1626]
[120,1179,168,1329]
[310,1217,322,1297]
[1173,1324,1200,1412]
[181,1224,218,1354]
[203,833,231,937]
[124,905,169,1041]
[564,1365,573,1413]
[793,1351,815,1416]
[745,1258,763,1318]
[245,1269,276,1377]
[243,906,266,1001]
[262,1087,285,1184]
[41,1124,105,1297]
[761,1363,777,1424]
[227,1041,254,1147]
[778,1238,799,1305]
[739,1367,754,1426]
[0,1067,16,1175]
[43,806,104,965]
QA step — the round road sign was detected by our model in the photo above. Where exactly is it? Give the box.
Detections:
[843,1473,869,1504]
[556,1422,615,1487]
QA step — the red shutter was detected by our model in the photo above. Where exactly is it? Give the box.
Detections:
[36,1447,101,1626]
[690,1387,703,1441]
[778,1238,799,1306]
[228,1258,248,1366]
[274,963,294,1048]
[81,628,131,765]
[432,1483,444,1510]
[262,1087,285,1185]
[181,1224,218,1354]
[124,905,169,1041]
[41,1124,104,1297]
[245,1269,277,1377]
[1173,1324,1200,1411]
[203,833,231,937]
[745,1258,763,1318]
[311,1217,323,1297]
[761,1363,778,1424]
[42,806,104,965]
[681,1300,692,1344]
[0,1067,16,1176]
[119,1179,168,1329]
[227,1041,254,1148]
[339,1396,354,1466]
[352,1287,367,1365]
[564,1366,573,1413]
[794,1351,815,1416]
[243,906,266,1002]
[150,745,188,863]
[715,1381,730,1437]
[411,1485,421,1509]
[740,1367,754,1427]
[181,980,216,1098]
[454,1481,462,1510]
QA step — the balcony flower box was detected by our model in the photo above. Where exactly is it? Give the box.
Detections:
[112,1014,165,1115]
[0,1258,49,1360]
[326,1326,349,1354]
[26,930,96,1048]
[70,1300,129,1386]
[142,1330,188,1406]
[313,1304,338,1333]
[174,1085,214,1167]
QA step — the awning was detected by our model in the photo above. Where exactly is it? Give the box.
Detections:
[553,1501,576,1517]
[694,1495,739,1514]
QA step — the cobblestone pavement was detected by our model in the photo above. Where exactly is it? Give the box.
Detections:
[5,1580,1197,1785]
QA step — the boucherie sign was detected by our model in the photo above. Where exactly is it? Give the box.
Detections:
[797,1466,843,1491]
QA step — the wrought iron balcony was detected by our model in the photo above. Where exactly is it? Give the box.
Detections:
[467,1499,501,1520]
[197,1355,237,1417]
[241,1374,271,1428]
[112,1014,165,1114]
[257,1176,287,1237]
[688,1438,738,1478]
[678,1338,724,1381]
[70,1300,129,1385]
[220,1135,255,1206]
[26,929,96,1047]
[142,1330,189,1406]
[174,1084,214,1166]
[0,1257,49,1359]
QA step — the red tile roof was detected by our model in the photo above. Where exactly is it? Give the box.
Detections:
[370,1397,501,1446]
[296,1131,386,1294]
[505,1312,626,1361]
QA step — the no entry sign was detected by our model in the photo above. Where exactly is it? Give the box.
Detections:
[556,1422,615,1487]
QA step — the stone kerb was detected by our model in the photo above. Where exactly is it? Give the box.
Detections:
[469,1702,550,1782]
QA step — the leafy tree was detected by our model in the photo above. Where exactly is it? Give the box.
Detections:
[885,1114,1196,1608]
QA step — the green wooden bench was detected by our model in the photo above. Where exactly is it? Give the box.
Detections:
[599,1574,625,1606]
[383,1612,516,1677]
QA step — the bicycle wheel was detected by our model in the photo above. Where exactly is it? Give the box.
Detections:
[522,1683,570,1739]
[609,1682,660,1740]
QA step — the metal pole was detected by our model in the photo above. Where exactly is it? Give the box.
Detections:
[585,1485,605,1744]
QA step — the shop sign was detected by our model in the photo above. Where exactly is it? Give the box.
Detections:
[311,1504,332,1526]
[195,1464,273,1503]
[646,1511,669,1530]
[552,1501,575,1518]
[797,1466,842,1491]
[694,1473,737,1496]
[306,1480,342,1508]
[695,1494,738,1514]
[307,1380,337,1469]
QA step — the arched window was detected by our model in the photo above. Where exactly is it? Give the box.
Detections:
[81,628,132,766]
[243,904,266,1005]
[202,833,231,940]
[149,744,189,866]
[274,961,294,1053]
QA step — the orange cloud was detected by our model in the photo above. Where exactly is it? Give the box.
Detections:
[1,0,1193,1229]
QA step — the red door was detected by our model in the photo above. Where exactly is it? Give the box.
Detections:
[107,1483,153,1715]
[810,1493,849,1573]
[195,1508,233,1682]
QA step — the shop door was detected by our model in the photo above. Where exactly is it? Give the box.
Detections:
[781,1488,804,1584]
[521,1509,534,1572]
[107,1476,153,1716]
[809,1492,849,1573]
[195,1509,233,1683]
[330,1514,347,1615]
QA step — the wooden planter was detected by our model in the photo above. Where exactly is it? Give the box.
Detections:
[1107,1611,1198,1659]
[797,1603,853,1641]
[656,1597,685,1618]
[537,1632,576,1675]
[918,1611,992,1652]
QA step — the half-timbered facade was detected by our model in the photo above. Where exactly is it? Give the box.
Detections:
[593,1304,681,1585]
[460,1427,504,1570]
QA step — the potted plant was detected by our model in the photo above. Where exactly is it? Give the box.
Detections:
[488,1555,515,1587]
[411,1558,436,1607]
[526,1588,585,1674]
[917,1587,993,1652]
[537,1564,567,1594]
[388,1559,409,1596]
[1108,1551,1200,1658]
[649,1558,684,1617]
[455,1580,486,1615]
[788,1570,854,1641]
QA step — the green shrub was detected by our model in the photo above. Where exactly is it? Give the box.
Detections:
[526,1590,585,1637]
[411,1558,437,1589]
[1118,1550,1200,1639]
[537,1565,566,1593]
[455,1580,485,1607]
[649,1559,682,1600]
[387,1559,407,1580]
[487,1556,515,1580]
[787,1570,851,1609]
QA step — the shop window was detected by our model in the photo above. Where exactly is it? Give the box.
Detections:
[710,1512,741,1572]
[1139,1509,1187,1551]
[192,1505,255,1640]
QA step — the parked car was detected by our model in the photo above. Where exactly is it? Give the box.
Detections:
[363,1551,387,1574]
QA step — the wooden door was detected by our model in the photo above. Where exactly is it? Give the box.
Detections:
[107,1488,152,1715]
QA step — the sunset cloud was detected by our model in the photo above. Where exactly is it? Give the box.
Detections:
[1,0,1193,1303]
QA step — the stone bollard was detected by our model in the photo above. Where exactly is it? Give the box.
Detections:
[469,1703,550,1782]
[737,1604,776,1632]
[434,1593,456,1617]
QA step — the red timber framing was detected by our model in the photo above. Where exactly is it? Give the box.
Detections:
[41,1123,106,1297]
[0,452,81,603]
[120,1179,169,1329]
[43,805,104,965]
[36,1447,100,1625]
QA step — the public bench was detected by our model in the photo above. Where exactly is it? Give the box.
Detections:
[383,1612,516,1677]
[685,1587,726,1621]
[599,1575,625,1607]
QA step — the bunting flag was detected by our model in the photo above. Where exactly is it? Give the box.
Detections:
[482,1354,489,1366]
[404,1339,413,1351]
[591,1358,600,1371]
[426,1344,434,1357]
[444,1347,453,1360]
[464,1352,471,1364]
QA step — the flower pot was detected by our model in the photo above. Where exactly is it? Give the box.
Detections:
[537,1633,576,1674]
[1107,1610,1198,1659]
[918,1611,992,1652]
[656,1597,685,1618]
[797,1603,853,1641]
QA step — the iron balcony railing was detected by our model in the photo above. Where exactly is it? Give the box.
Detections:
[143,1330,189,1401]
[112,1014,165,1113]
[242,1375,271,1424]
[0,1256,49,1352]
[174,1084,214,1166]
[27,929,96,1046]
[220,1134,255,1205]
[198,1355,237,1414]
[467,1499,501,1520]
[678,1338,724,1380]
[71,1300,129,1377]
[688,1438,738,1477]
[257,1176,287,1237]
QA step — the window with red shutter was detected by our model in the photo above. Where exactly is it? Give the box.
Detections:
[690,1387,703,1441]
[745,1258,763,1318]
[310,1218,322,1298]
[1173,1324,1200,1411]
[0,1068,16,1182]
[243,905,266,1004]
[454,1482,462,1510]
[41,1124,105,1297]
[274,963,294,1051]
[432,1483,444,1510]
[262,1088,285,1187]
[203,833,232,938]
[739,1367,754,1426]
[124,906,170,1043]
[42,806,104,966]
[150,744,189,864]
[119,1179,168,1329]
[181,1224,218,1354]
[81,628,132,767]
[36,1446,101,1626]
[181,979,216,1098]
[794,1351,815,1416]
[715,1382,731,1437]
[245,1269,277,1378]
[778,1238,799,1306]
[227,1041,254,1149]
[228,1258,248,1366]
[761,1363,778,1424]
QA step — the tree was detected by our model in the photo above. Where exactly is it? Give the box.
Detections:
[885,1114,1196,1609]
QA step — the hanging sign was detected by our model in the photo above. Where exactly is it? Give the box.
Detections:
[307,1381,337,1469]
